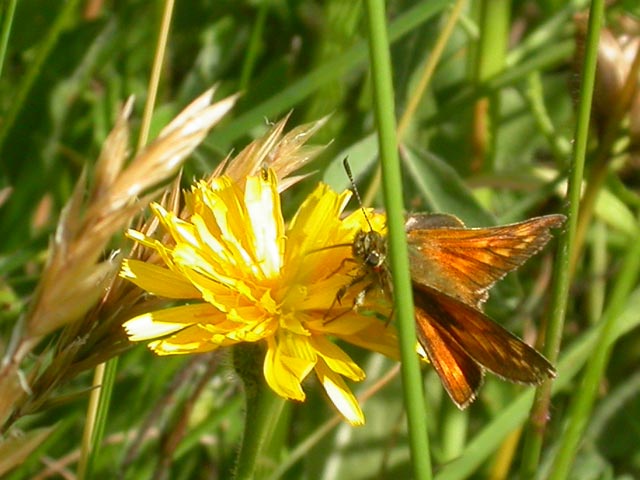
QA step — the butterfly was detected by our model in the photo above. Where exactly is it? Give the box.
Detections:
[346,212,565,408]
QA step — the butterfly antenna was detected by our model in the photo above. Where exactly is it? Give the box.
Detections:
[343,158,374,232]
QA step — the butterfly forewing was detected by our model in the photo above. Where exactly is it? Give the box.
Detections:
[406,214,565,308]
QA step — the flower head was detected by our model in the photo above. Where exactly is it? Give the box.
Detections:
[122,169,397,425]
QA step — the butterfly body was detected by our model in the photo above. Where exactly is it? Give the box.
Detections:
[350,213,565,408]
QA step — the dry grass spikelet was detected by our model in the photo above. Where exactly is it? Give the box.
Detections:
[0,88,236,435]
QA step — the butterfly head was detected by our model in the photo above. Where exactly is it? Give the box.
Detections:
[353,230,387,269]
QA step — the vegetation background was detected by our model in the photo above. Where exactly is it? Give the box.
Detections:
[1,0,640,478]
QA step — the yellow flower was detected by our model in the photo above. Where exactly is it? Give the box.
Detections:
[121,169,397,425]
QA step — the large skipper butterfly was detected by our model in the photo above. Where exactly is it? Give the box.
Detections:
[340,165,565,407]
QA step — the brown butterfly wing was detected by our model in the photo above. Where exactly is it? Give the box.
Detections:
[415,303,484,408]
[414,283,556,388]
[406,214,565,308]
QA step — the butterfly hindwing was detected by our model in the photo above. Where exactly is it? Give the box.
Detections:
[413,283,556,385]
[414,303,484,408]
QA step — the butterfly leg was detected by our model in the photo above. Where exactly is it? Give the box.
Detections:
[326,257,357,283]
[324,273,368,321]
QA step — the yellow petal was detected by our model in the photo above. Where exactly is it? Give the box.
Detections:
[220,314,273,343]
[150,203,199,248]
[295,274,356,311]
[308,313,380,336]
[333,316,400,361]
[123,303,222,341]
[191,214,234,265]
[244,170,284,278]
[315,359,364,426]
[174,247,257,303]
[282,186,358,300]
[279,308,310,336]
[125,230,176,268]
[121,259,201,299]
[203,179,259,273]
[286,184,352,261]
[149,326,221,355]
[263,334,315,401]
[342,208,386,233]
[310,335,365,381]
[124,313,186,341]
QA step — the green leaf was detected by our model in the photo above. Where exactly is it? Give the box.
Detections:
[402,144,495,226]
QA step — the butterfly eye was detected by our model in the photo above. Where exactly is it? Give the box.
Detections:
[365,250,383,268]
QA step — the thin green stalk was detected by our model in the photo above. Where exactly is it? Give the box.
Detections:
[239,0,270,91]
[137,0,175,150]
[363,2,431,479]
[78,358,118,479]
[520,0,604,476]
[587,221,606,325]
[548,228,640,479]
[0,0,82,152]
[472,0,510,172]
[0,0,17,80]
[233,343,285,480]
[365,0,464,207]
[396,0,465,140]
[524,72,572,165]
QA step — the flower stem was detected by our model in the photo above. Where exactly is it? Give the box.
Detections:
[233,343,285,480]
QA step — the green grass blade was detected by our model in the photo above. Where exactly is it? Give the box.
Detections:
[363,1,431,478]
[520,0,604,475]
